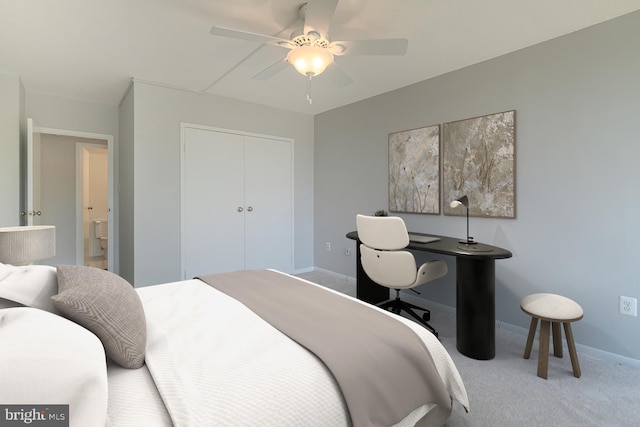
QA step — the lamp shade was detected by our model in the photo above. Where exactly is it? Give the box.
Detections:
[450,195,469,208]
[0,225,56,265]
[287,45,334,77]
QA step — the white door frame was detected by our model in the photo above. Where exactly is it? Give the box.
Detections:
[33,124,115,272]
[26,118,35,225]
[76,142,110,268]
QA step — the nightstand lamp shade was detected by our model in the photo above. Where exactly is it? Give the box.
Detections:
[0,226,56,265]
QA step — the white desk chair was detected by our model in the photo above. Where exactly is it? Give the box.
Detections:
[356,214,447,336]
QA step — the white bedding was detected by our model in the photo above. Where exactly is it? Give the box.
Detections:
[1,260,468,426]
[106,361,172,426]
[109,276,468,427]
[0,308,108,427]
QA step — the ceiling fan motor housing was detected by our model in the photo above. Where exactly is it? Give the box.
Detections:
[292,34,329,48]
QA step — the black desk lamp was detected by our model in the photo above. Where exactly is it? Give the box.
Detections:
[450,195,476,245]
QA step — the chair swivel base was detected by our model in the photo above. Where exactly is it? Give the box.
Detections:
[377,294,438,337]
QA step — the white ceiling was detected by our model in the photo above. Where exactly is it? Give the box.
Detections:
[2,0,639,115]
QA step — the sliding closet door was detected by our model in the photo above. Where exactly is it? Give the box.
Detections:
[244,136,293,272]
[184,128,245,278]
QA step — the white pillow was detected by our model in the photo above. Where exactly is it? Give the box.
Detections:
[0,262,58,312]
[0,307,108,426]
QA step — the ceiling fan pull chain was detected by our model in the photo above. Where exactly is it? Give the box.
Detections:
[306,75,313,105]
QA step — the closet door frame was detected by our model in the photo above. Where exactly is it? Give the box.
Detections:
[179,122,294,279]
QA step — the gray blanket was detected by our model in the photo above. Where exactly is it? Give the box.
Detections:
[198,269,451,427]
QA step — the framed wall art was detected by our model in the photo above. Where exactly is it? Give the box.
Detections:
[442,110,516,218]
[388,124,440,215]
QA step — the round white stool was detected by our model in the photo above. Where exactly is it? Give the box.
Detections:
[520,293,583,379]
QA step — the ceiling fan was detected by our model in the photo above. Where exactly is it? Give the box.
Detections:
[209,0,408,93]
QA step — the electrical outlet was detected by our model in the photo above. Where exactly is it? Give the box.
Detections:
[619,296,638,317]
[325,242,331,252]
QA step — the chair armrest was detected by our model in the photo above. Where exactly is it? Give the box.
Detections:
[414,260,447,286]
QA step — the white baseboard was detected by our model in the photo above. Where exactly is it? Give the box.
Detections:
[399,288,640,369]
[496,319,640,369]
[292,266,315,274]
[406,289,640,369]
[308,266,640,369]
[298,266,357,284]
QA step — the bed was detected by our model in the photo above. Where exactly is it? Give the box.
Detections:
[0,263,468,426]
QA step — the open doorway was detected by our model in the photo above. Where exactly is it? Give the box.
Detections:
[27,120,114,271]
[78,143,109,269]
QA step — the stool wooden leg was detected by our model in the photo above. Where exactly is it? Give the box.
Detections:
[563,322,581,378]
[552,322,563,358]
[524,317,538,359]
[537,320,550,379]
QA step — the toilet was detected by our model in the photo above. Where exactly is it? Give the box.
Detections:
[94,220,108,255]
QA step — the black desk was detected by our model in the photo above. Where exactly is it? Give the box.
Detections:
[346,231,512,360]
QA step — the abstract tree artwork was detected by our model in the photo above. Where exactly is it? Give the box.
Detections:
[442,110,516,218]
[388,125,440,214]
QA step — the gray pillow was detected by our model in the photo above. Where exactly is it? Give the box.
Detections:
[51,265,146,369]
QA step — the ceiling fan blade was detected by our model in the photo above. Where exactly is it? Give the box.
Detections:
[332,38,408,56]
[210,26,292,48]
[303,0,339,38]
[252,58,290,80]
[324,63,353,88]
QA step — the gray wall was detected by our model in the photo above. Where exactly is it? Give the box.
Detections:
[314,11,640,361]
[121,82,314,287]
[26,92,119,135]
[0,74,23,226]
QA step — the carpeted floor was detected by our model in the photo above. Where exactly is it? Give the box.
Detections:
[297,269,640,427]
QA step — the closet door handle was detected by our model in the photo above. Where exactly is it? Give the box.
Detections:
[237,207,244,212]
[247,206,253,212]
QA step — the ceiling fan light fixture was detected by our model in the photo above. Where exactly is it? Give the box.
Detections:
[287,44,334,77]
